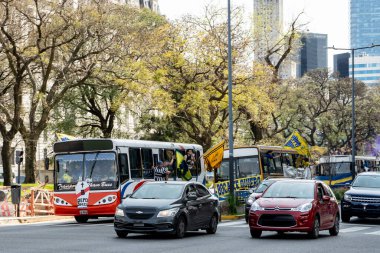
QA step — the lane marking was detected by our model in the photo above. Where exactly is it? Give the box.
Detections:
[230,225,249,228]
[340,226,371,233]
[219,221,246,227]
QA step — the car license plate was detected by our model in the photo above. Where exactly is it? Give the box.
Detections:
[79,210,88,215]
[133,223,144,227]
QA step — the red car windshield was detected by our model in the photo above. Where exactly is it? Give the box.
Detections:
[262,181,314,199]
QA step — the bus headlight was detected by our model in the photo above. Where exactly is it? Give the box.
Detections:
[115,208,125,217]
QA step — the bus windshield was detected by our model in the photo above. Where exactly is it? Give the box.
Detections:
[55,152,118,191]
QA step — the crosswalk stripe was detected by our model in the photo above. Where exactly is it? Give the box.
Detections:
[219,221,246,227]
[230,225,249,228]
[340,226,371,233]
[365,230,380,235]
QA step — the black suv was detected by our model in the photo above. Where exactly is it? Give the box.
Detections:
[341,172,380,222]
[114,181,219,238]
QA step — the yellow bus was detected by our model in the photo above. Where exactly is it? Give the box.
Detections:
[213,146,306,201]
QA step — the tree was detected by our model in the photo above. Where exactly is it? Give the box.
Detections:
[50,7,169,139]
[0,0,131,183]
[139,6,274,150]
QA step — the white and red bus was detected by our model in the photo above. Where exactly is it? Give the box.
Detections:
[53,139,204,223]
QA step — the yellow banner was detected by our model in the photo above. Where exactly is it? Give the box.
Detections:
[203,140,225,171]
[284,131,310,157]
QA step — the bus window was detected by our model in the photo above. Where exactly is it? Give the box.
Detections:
[185,149,198,177]
[237,157,260,178]
[129,148,142,179]
[142,148,154,179]
[272,153,282,174]
[118,153,129,183]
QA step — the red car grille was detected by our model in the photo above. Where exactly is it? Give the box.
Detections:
[258,214,296,227]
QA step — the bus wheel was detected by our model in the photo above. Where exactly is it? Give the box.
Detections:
[75,216,89,223]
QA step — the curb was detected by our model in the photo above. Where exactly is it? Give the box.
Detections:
[221,214,245,221]
[0,215,73,225]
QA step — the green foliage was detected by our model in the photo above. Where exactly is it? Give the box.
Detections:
[226,193,238,215]
[333,187,348,202]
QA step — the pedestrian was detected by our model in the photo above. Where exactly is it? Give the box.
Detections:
[154,161,168,181]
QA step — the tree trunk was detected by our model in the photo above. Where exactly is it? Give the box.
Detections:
[1,140,13,186]
[249,122,265,143]
[24,138,37,183]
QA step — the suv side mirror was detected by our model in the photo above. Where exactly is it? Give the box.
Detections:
[187,192,197,201]
[322,195,330,202]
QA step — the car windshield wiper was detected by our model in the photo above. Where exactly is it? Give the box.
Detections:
[141,197,158,199]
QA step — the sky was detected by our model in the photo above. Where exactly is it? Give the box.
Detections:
[158,0,349,69]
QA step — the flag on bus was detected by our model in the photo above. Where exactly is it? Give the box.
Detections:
[203,140,225,171]
[176,150,192,181]
[284,131,310,157]
[56,133,76,142]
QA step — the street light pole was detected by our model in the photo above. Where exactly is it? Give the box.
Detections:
[328,44,380,177]
[227,0,235,200]
[351,49,355,177]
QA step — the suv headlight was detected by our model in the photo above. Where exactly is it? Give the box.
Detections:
[157,207,179,218]
[344,194,352,202]
[250,201,264,211]
[247,197,254,206]
[291,203,312,212]
[115,208,125,217]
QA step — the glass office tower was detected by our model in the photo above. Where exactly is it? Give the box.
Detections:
[350,0,380,55]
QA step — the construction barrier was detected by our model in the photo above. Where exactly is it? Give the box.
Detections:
[0,187,54,217]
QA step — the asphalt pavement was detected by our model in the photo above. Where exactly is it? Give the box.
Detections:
[1,217,380,253]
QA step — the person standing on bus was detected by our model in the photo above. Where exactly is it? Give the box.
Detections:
[184,150,196,172]
[154,161,168,181]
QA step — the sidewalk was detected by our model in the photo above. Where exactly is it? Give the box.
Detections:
[0,215,74,225]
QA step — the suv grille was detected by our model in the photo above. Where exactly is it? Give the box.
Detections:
[351,196,380,203]
[258,214,296,227]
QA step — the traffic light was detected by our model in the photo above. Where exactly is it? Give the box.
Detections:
[16,150,24,164]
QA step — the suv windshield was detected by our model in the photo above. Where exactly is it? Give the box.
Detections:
[55,152,117,191]
[352,175,380,188]
[131,184,185,199]
[262,181,314,199]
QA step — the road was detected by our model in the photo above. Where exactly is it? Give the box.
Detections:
[1,218,380,253]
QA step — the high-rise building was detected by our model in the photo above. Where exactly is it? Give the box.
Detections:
[296,33,328,77]
[126,0,159,12]
[350,0,380,56]
[349,54,380,86]
[253,0,283,62]
[334,53,350,78]
[350,0,380,86]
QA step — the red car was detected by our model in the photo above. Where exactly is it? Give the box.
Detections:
[248,180,340,239]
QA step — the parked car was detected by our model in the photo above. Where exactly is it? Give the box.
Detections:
[245,178,287,223]
[248,179,340,239]
[114,181,219,239]
[341,172,380,222]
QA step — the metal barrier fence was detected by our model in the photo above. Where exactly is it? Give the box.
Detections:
[0,186,54,217]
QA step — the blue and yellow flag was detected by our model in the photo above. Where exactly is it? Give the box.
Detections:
[284,131,310,157]
[56,133,76,142]
[176,150,192,181]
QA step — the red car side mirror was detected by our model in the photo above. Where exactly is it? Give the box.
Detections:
[322,196,330,202]
[255,194,262,200]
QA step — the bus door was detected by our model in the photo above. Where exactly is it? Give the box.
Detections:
[117,147,130,185]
